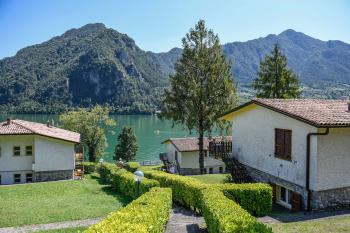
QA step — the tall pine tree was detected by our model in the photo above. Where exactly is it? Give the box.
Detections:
[252,44,301,98]
[114,126,138,162]
[162,20,237,174]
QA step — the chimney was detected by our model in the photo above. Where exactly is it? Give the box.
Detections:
[6,118,11,125]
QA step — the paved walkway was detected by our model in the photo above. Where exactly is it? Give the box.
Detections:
[0,217,102,233]
[166,204,207,233]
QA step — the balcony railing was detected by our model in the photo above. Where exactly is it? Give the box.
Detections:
[208,140,232,161]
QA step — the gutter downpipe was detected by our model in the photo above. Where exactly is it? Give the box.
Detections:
[306,127,329,211]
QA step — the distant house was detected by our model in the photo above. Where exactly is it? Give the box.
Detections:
[221,99,350,210]
[0,119,81,185]
[161,137,228,175]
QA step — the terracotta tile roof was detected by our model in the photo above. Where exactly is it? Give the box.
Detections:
[162,136,232,152]
[0,119,80,143]
[224,98,350,127]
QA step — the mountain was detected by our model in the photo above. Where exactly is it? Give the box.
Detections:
[1,24,350,113]
[0,23,167,114]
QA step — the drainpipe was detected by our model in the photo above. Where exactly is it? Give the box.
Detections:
[306,128,329,211]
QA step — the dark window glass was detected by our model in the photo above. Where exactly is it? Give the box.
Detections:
[14,174,21,183]
[13,146,20,156]
[26,173,33,183]
[25,146,33,156]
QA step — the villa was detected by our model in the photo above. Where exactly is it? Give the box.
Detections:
[0,118,81,185]
[221,99,350,210]
[161,137,229,175]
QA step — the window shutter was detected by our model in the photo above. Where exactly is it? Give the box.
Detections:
[275,129,284,157]
[284,130,292,160]
[291,191,302,212]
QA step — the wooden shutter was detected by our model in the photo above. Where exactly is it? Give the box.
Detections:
[284,130,292,160]
[270,183,277,203]
[275,129,284,157]
[291,192,302,212]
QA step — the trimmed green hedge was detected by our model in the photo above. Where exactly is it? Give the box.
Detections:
[125,162,141,173]
[142,170,207,210]
[85,187,172,233]
[99,163,160,199]
[201,188,272,233]
[82,162,97,174]
[214,183,272,216]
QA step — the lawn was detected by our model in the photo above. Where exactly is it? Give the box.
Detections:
[37,226,88,233]
[189,173,228,184]
[269,216,350,233]
[0,174,131,227]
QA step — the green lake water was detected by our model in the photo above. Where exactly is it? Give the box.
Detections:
[0,114,194,162]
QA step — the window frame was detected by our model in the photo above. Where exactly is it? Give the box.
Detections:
[25,146,33,156]
[13,146,21,156]
[14,174,21,183]
[276,185,293,209]
[274,128,292,161]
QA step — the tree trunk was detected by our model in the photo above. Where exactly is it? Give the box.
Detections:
[88,146,95,162]
[198,131,205,174]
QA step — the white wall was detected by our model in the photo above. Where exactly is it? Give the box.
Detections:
[232,105,318,189]
[34,136,75,172]
[316,128,350,190]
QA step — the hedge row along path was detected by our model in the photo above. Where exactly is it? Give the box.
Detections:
[0,217,102,233]
[166,204,207,233]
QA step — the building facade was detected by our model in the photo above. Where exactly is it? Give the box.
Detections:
[221,99,350,210]
[0,119,80,185]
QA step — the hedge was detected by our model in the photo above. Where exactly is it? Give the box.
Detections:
[85,187,172,233]
[82,162,97,174]
[142,170,207,210]
[214,183,272,216]
[201,188,272,233]
[99,163,160,199]
[125,162,141,173]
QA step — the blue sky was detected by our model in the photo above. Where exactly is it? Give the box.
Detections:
[0,0,349,58]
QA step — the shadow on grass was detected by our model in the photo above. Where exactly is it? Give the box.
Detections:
[266,204,350,223]
[88,173,131,206]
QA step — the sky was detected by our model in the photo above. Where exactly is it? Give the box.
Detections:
[0,0,349,58]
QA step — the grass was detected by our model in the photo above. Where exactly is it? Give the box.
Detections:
[189,173,229,184]
[269,216,350,233]
[36,226,88,233]
[0,174,131,228]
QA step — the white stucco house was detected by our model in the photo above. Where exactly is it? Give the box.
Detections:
[0,118,81,185]
[221,99,350,211]
[161,137,229,175]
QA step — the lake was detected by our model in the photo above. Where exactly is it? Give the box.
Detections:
[0,114,195,162]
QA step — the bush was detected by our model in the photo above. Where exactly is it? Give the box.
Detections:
[125,162,141,173]
[82,162,97,174]
[214,183,272,216]
[201,188,272,233]
[85,187,172,233]
[142,170,207,210]
[99,163,160,199]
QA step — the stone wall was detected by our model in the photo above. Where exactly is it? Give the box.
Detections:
[312,187,350,209]
[180,168,200,175]
[35,170,73,182]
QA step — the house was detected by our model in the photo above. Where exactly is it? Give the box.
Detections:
[0,118,81,185]
[220,99,350,211]
[161,137,229,175]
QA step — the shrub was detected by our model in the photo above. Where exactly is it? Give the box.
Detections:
[82,162,97,174]
[125,162,141,173]
[99,163,160,199]
[214,183,272,216]
[142,170,207,210]
[85,187,172,233]
[201,188,272,233]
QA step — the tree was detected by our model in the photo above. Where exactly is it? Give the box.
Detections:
[252,44,301,98]
[162,20,237,174]
[114,126,138,162]
[59,106,116,162]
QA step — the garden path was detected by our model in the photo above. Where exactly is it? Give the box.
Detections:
[0,217,102,233]
[166,204,207,233]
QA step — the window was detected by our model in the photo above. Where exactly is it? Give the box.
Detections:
[209,167,213,174]
[276,185,293,209]
[13,146,21,156]
[26,173,33,183]
[0,174,2,185]
[25,146,33,156]
[219,167,223,173]
[175,151,178,161]
[14,174,21,183]
[275,129,292,160]
[0,146,2,157]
